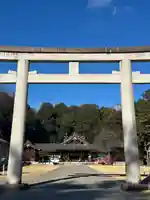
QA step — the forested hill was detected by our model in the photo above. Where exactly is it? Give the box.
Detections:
[0,90,150,153]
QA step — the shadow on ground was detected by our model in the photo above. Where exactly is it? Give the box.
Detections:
[29,172,114,186]
[0,173,149,200]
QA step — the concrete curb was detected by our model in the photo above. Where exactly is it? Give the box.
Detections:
[6,183,30,190]
[0,183,30,194]
[121,182,150,191]
[89,165,150,192]
[0,165,60,193]
[29,166,61,187]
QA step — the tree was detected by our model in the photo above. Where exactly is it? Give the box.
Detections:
[135,91,150,157]
[75,104,101,143]
[0,93,14,141]
[36,102,54,122]
[98,107,123,142]
[0,87,149,160]
[143,89,150,101]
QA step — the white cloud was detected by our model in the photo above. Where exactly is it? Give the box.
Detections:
[87,1,132,17]
[112,5,117,16]
[87,0,112,8]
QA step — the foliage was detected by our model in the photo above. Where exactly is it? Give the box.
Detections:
[0,89,150,157]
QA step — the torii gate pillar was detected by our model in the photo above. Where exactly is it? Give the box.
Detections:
[120,59,140,184]
[7,59,29,185]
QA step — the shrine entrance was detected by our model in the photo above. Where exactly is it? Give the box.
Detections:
[0,46,150,186]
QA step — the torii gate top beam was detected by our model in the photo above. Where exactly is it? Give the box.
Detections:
[1,46,150,53]
[0,46,150,61]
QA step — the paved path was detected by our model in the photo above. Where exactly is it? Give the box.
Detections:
[0,165,149,200]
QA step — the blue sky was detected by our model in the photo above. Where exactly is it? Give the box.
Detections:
[0,0,150,108]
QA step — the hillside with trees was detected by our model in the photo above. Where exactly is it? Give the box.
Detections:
[0,90,150,156]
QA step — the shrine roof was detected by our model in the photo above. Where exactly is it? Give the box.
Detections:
[35,143,107,152]
[61,132,89,145]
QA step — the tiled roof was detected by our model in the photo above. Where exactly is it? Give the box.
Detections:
[35,143,107,153]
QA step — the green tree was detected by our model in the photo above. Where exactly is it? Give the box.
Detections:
[135,91,150,157]
[74,104,101,143]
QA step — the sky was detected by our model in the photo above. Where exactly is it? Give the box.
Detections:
[0,0,150,108]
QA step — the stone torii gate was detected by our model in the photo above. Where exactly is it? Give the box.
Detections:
[0,46,150,187]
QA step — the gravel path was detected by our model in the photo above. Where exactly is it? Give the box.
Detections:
[0,164,149,200]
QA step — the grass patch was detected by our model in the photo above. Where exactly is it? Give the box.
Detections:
[0,164,59,181]
[89,165,150,175]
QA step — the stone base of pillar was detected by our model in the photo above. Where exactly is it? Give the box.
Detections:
[121,182,150,191]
